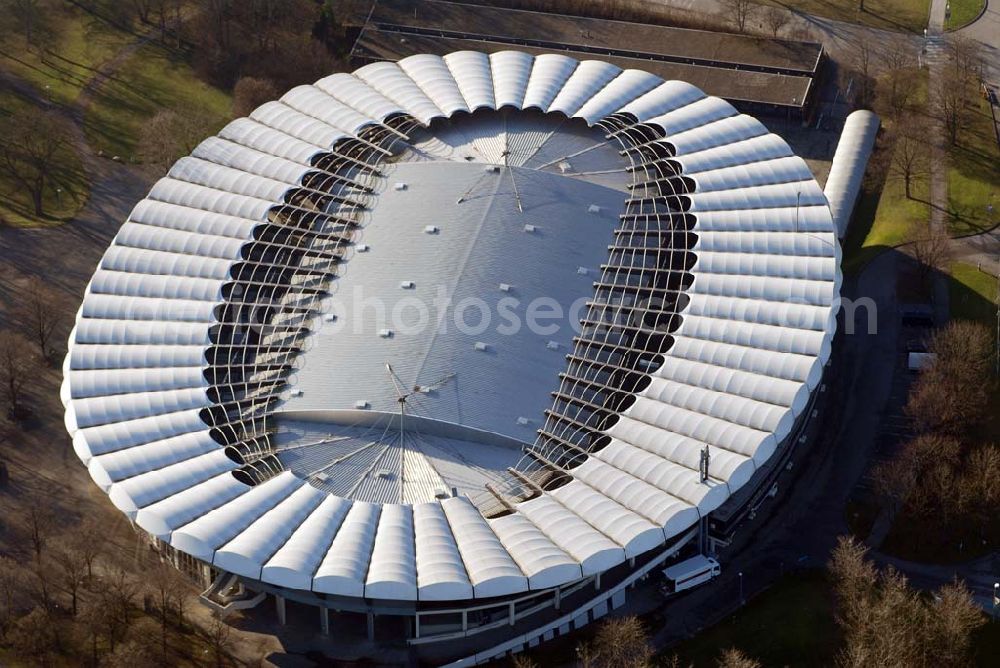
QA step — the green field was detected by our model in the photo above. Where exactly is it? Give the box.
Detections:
[762,0,931,33]
[949,262,998,323]
[841,146,931,274]
[668,572,841,667]
[948,97,1000,236]
[945,0,986,29]
[0,3,134,106]
[83,43,231,160]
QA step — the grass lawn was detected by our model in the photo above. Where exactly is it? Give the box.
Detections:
[841,153,931,274]
[667,572,841,667]
[947,97,1000,236]
[83,43,231,160]
[0,2,134,107]
[0,88,88,227]
[949,262,997,323]
[762,0,930,33]
[945,0,986,29]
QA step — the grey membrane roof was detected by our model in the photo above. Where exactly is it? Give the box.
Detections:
[63,50,840,603]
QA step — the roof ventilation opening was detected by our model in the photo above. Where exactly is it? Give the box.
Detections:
[474,342,489,352]
[516,417,530,425]
[323,313,337,322]
[378,329,393,338]
[356,244,369,252]
[588,204,601,214]
[394,182,407,191]
[289,388,303,397]
[577,267,589,275]
[485,165,500,173]
[400,280,415,289]
[558,161,571,173]
[376,469,394,480]
[313,472,330,483]
[546,341,560,351]
[355,400,370,409]
[424,225,439,234]
[523,224,536,233]
[499,283,511,292]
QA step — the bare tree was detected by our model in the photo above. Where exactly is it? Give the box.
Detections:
[924,579,986,666]
[717,648,761,668]
[909,225,952,282]
[139,109,221,173]
[24,495,56,563]
[8,606,59,665]
[762,7,788,37]
[102,567,140,652]
[829,537,926,667]
[148,559,183,658]
[510,653,539,668]
[722,0,757,33]
[232,76,280,117]
[906,321,995,435]
[0,330,33,419]
[946,34,984,81]
[206,615,233,668]
[577,616,654,668]
[52,538,88,615]
[66,518,104,581]
[889,122,929,199]
[849,40,877,109]
[937,64,971,146]
[0,110,75,218]
[17,276,65,362]
[0,556,26,639]
[876,35,918,119]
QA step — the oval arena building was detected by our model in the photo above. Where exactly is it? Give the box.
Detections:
[62,51,840,664]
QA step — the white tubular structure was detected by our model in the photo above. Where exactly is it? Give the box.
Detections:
[63,51,839,608]
[825,110,880,238]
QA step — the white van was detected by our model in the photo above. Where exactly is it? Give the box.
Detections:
[660,555,721,595]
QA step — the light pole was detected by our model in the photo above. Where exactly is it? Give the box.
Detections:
[993,583,998,620]
[739,571,744,606]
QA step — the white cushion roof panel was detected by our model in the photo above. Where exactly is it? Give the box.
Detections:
[192,136,312,185]
[488,512,582,589]
[548,60,622,118]
[353,61,443,124]
[313,501,381,596]
[107,448,235,514]
[88,429,219,489]
[133,471,248,538]
[100,247,235,280]
[313,73,403,124]
[213,482,327,579]
[413,502,473,600]
[279,85,377,136]
[618,79,705,121]
[521,53,578,111]
[574,69,662,124]
[489,51,534,109]
[218,118,324,164]
[444,51,496,111]
[170,471,303,561]
[399,54,471,117]
[68,366,207,399]
[262,494,352,590]
[440,497,528,598]
[549,480,664,558]
[364,503,417,600]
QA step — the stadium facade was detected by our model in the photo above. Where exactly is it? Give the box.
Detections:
[63,51,840,664]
